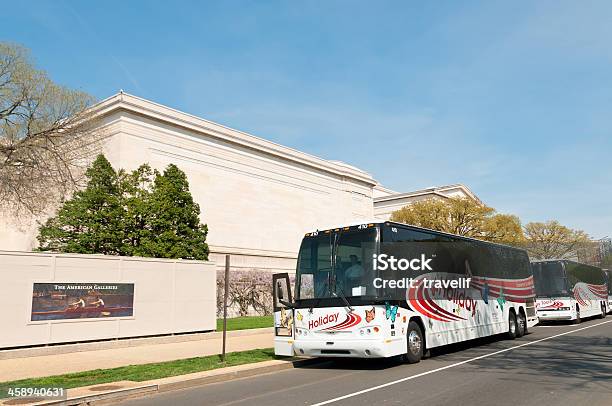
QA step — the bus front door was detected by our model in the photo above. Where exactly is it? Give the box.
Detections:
[273,273,295,356]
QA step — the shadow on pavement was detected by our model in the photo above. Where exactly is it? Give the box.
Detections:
[295,319,612,388]
[468,333,612,388]
[297,356,404,371]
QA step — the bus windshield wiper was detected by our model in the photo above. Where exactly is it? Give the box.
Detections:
[333,281,354,313]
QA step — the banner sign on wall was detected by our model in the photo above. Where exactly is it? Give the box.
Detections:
[31,283,134,321]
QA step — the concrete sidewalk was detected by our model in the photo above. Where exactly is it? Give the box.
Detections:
[0,328,274,382]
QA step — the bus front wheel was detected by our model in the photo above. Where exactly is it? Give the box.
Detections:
[402,321,424,364]
[574,307,581,324]
[507,311,518,340]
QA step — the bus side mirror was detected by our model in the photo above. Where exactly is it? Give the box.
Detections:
[273,273,294,310]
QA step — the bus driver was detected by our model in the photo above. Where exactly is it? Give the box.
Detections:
[344,254,364,292]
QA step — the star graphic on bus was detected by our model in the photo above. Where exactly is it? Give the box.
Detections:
[482,282,489,304]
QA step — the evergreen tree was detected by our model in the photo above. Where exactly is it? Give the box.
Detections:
[37,156,209,260]
[38,155,124,254]
[137,164,209,260]
[118,164,156,256]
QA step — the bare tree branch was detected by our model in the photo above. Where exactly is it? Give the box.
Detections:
[0,42,107,216]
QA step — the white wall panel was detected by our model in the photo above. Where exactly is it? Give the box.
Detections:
[0,251,216,348]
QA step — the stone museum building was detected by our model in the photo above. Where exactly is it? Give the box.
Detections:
[0,93,479,273]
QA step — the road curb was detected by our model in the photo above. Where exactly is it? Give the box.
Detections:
[19,358,324,406]
[30,385,158,406]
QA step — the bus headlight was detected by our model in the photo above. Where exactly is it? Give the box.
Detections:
[359,326,380,335]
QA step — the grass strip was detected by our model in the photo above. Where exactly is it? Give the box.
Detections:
[0,348,280,399]
[216,315,273,331]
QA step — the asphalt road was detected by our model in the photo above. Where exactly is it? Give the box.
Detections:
[118,317,612,406]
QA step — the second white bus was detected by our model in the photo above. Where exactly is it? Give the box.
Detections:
[533,260,607,323]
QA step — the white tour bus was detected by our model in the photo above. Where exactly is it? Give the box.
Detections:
[533,260,608,323]
[273,221,538,363]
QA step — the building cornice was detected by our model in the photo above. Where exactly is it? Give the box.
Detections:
[373,184,399,195]
[208,245,298,259]
[91,92,377,186]
[373,183,482,204]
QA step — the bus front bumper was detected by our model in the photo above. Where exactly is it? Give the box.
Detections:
[293,336,406,358]
[537,310,574,321]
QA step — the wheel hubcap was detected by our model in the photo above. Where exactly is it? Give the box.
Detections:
[408,330,421,354]
[510,318,516,334]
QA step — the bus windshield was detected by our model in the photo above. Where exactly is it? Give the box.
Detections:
[295,227,378,300]
[532,262,569,297]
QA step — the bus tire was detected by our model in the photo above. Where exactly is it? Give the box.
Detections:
[507,311,518,340]
[600,303,606,319]
[403,321,424,364]
[574,306,581,324]
[516,311,526,338]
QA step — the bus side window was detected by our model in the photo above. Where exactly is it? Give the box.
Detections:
[454,241,476,278]
[382,226,456,276]
[564,262,577,291]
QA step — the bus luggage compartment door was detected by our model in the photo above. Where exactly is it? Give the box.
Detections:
[273,273,295,356]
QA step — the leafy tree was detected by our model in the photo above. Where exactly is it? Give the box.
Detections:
[522,220,591,260]
[482,213,525,246]
[390,197,525,244]
[598,239,612,268]
[37,155,123,254]
[602,253,612,269]
[37,156,209,260]
[0,42,102,215]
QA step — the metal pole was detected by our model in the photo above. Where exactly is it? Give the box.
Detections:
[222,254,230,361]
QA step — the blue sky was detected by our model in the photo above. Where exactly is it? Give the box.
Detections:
[2,1,611,238]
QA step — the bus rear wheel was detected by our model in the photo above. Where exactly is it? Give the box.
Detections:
[600,303,606,319]
[573,307,581,324]
[402,321,424,364]
[516,312,526,337]
[507,311,518,340]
